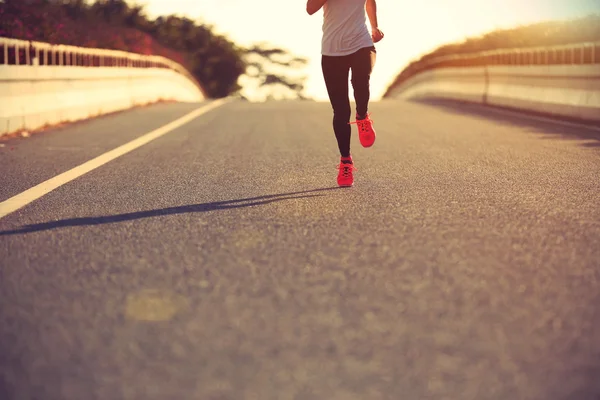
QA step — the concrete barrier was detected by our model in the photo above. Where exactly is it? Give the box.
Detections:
[0,65,205,135]
[486,65,600,122]
[390,67,487,105]
[386,42,600,123]
[0,38,206,137]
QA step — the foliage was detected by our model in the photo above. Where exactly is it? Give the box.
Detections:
[244,43,309,99]
[0,0,308,99]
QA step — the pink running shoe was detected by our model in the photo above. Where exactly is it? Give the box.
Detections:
[337,156,356,187]
[350,113,376,148]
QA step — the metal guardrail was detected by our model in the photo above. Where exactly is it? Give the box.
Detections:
[419,41,598,69]
[387,41,600,95]
[0,36,204,93]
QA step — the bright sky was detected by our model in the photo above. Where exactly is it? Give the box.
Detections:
[138,0,599,101]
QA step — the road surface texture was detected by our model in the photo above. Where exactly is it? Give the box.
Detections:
[1,98,599,400]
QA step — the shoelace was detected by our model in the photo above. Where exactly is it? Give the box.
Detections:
[337,163,357,178]
[349,114,373,133]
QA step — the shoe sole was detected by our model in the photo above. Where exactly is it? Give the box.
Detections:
[359,135,375,148]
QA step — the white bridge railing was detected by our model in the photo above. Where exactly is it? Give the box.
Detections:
[385,41,600,123]
[0,36,207,136]
[389,41,600,94]
[419,41,599,68]
[0,36,203,93]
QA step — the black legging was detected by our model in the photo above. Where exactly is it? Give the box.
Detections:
[321,46,376,158]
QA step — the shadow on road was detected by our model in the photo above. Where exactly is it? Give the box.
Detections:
[0,187,344,236]
[412,98,600,148]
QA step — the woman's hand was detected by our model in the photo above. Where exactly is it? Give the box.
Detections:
[372,28,384,43]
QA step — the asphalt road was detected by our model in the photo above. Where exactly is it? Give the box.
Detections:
[1,98,599,400]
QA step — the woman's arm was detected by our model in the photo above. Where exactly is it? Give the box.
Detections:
[366,0,384,42]
[307,0,327,15]
[366,0,378,30]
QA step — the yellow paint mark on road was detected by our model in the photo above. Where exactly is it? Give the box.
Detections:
[125,289,188,322]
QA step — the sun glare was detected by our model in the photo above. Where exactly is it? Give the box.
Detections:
[139,0,599,101]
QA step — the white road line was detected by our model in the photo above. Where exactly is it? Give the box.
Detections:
[0,98,230,221]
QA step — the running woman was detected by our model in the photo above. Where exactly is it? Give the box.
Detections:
[306,0,384,187]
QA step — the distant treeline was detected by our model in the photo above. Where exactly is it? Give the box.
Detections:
[0,0,307,98]
[383,14,600,97]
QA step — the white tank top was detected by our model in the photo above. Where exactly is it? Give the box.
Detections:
[321,0,374,56]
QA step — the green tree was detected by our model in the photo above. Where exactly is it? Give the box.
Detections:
[0,0,309,99]
[244,44,309,99]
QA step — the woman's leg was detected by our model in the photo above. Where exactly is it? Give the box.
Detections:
[349,46,377,148]
[350,46,376,119]
[321,54,352,158]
